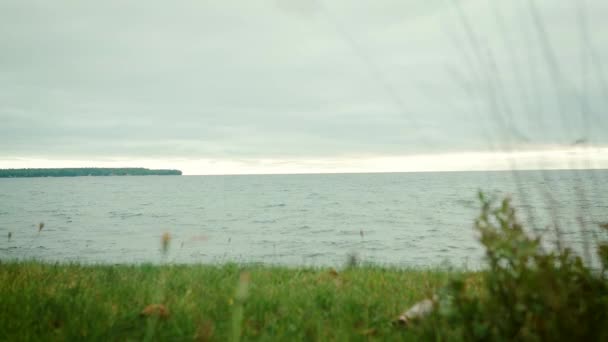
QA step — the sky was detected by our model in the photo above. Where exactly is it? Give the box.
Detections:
[1,0,607,175]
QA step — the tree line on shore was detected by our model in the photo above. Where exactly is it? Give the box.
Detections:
[0,168,182,177]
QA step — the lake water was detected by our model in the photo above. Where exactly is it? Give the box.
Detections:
[1,170,607,267]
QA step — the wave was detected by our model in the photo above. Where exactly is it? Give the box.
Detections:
[262,203,287,208]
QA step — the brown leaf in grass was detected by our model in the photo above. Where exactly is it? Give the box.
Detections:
[140,304,170,319]
[359,328,377,336]
[194,320,215,341]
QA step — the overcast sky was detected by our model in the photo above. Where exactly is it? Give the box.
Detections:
[1,0,607,174]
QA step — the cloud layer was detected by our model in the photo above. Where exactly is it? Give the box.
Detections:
[1,0,607,165]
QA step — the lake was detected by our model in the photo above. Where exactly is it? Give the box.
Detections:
[1,170,607,267]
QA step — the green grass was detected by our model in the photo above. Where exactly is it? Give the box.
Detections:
[0,261,471,341]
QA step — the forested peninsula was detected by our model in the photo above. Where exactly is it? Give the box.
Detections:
[0,168,182,178]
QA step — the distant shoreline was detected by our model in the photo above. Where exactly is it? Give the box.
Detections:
[0,167,182,178]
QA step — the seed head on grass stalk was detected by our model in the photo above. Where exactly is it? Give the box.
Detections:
[161,232,171,255]
[26,222,45,249]
[231,271,250,342]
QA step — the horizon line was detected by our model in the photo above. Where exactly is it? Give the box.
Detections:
[1,147,607,176]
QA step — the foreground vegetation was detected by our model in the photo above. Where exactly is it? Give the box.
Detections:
[2,194,607,341]
[0,262,463,341]
[441,194,608,341]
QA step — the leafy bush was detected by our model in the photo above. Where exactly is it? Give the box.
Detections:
[437,193,608,341]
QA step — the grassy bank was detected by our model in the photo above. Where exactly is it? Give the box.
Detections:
[0,261,470,341]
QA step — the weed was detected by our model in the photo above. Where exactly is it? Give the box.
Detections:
[429,192,608,341]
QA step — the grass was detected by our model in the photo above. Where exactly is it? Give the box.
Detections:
[0,261,472,341]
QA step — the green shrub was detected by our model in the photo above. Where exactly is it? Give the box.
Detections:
[437,192,608,341]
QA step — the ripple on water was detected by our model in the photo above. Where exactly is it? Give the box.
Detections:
[305,252,324,258]
[251,219,277,224]
[310,229,333,234]
[337,230,361,236]
[262,203,286,208]
[108,211,144,219]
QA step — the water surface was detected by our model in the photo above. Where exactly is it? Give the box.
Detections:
[1,170,607,267]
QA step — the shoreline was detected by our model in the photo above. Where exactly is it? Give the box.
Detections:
[0,167,182,178]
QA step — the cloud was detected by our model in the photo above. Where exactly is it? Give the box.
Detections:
[1,0,607,165]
